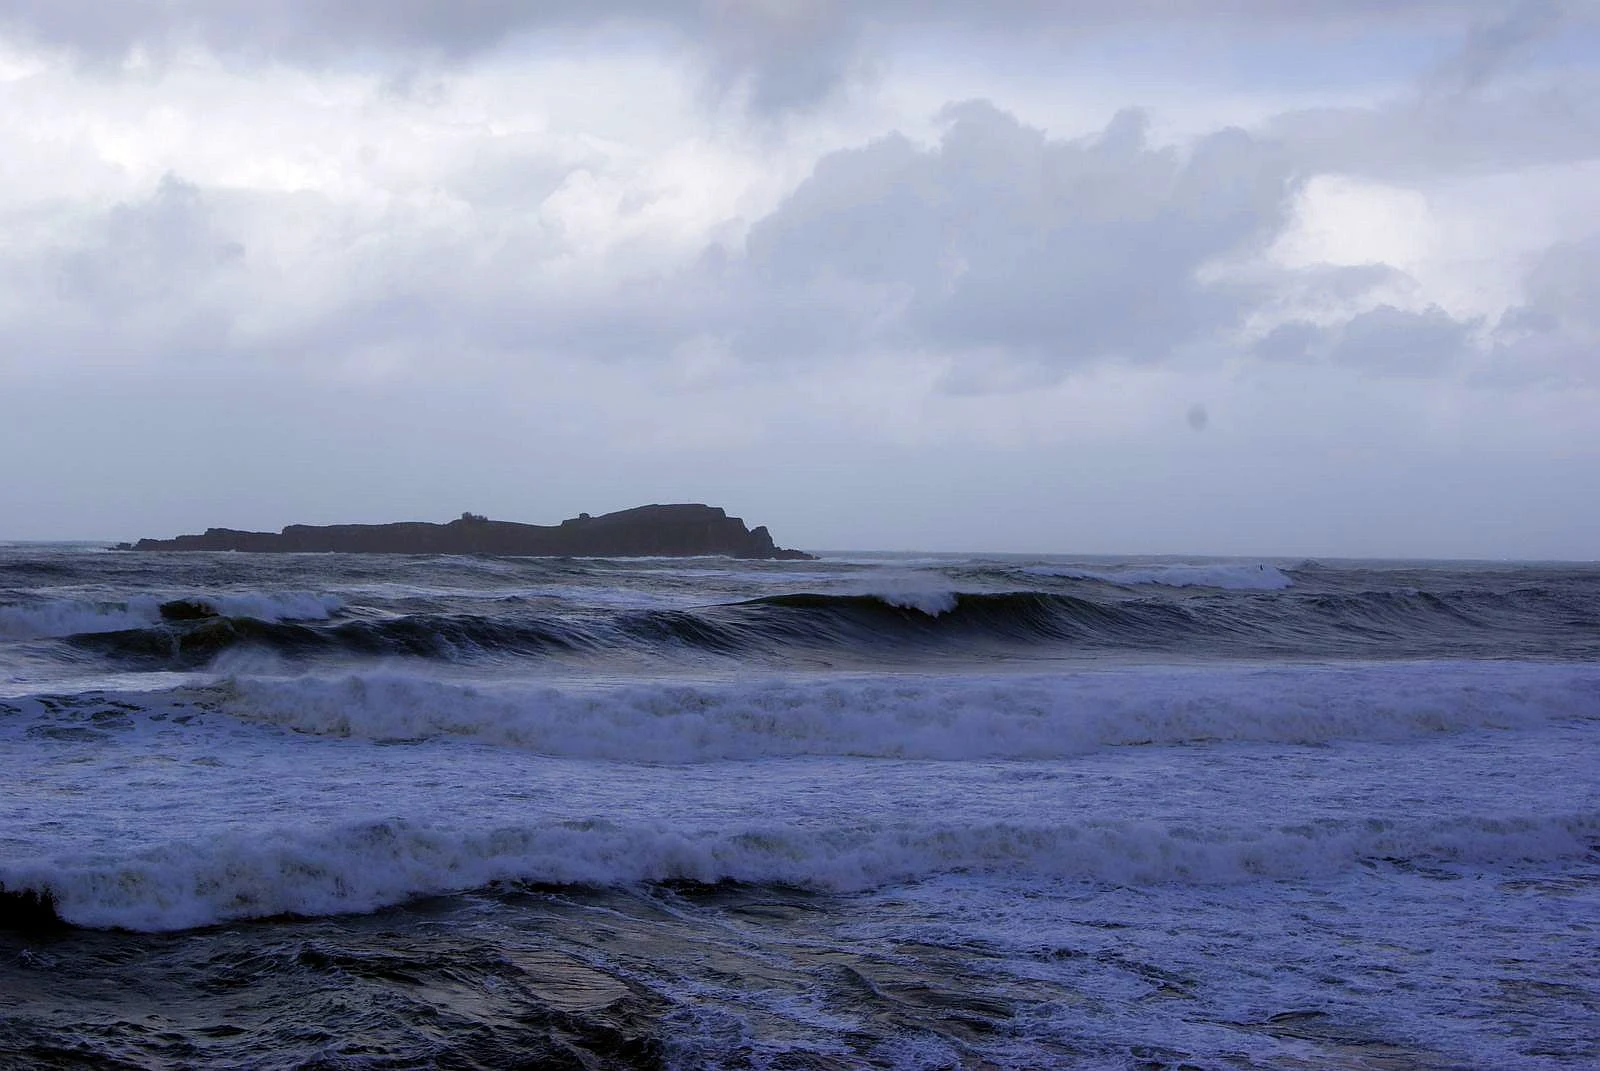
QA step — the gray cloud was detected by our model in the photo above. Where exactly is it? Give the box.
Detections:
[0,176,439,375]
[0,175,247,369]
[1269,74,1600,180]
[0,5,1595,553]
[6,97,1538,394]
[0,1,1498,55]
[1330,304,1479,373]
[1431,0,1568,94]
[1489,236,1600,385]
[1253,320,1323,364]
[1256,305,1482,375]
[60,175,244,317]
[0,1,602,62]
[0,1,1554,111]
[735,103,1295,377]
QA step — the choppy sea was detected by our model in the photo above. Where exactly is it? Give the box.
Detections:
[1,545,1597,1070]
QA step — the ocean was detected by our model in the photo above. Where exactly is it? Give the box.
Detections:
[1,545,1596,1070]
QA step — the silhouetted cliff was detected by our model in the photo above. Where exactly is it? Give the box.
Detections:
[124,504,816,560]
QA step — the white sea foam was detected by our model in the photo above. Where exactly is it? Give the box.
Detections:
[858,588,960,615]
[0,592,341,640]
[832,570,965,615]
[10,809,1594,932]
[0,597,164,639]
[208,661,1600,761]
[1028,563,1294,590]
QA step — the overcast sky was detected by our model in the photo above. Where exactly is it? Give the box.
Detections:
[2,1,1597,556]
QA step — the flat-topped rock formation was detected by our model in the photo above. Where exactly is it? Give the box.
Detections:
[123,504,816,560]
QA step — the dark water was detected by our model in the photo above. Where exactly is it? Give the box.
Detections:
[9,552,1600,671]
[3,547,1598,1069]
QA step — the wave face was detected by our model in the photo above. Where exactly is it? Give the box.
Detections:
[201,661,1600,760]
[19,566,1600,671]
[3,545,1598,1070]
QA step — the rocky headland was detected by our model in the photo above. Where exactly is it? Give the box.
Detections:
[122,504,815,560]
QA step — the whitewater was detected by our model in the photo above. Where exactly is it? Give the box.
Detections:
[1,546,1596,1070]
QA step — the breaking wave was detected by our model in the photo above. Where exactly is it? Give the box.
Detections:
[12,660,1583,761]
[0,593,341,641]
[29,580,1600,666]
[7,808,1595,932]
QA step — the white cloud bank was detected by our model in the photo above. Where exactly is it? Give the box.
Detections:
[0,1,1596,556]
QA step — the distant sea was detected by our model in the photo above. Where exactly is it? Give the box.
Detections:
[2,545,1597,1069]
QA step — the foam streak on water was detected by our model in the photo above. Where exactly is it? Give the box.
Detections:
[2,546,1598,1069]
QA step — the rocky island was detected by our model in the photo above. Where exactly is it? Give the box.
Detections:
[121,503,816,560]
